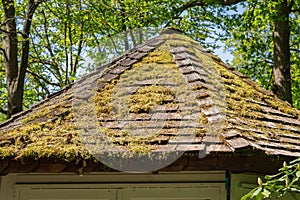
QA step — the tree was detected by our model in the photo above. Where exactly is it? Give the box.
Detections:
[273,0,292,104]
[171,0,299,106]
[1,0,41,118]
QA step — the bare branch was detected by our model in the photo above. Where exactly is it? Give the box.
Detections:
[218,0,245,4]
[64,19,69,85]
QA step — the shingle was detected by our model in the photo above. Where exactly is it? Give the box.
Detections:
[101,73,120,82]
[263,148,300,157]
[137,45,155,52]
[207,144,233,152]
[169,137,203,144]
[260,113,300,126]
[185,73,203,83]
[128,51,148,60]
[176,59,192,67]
[180,65,198,74]
[222,129,241,139]
[110,65,130,75]
[111,54,125,63]
[120,58,138,66]
[202,106,222,116]
[256,140,300,151]
[174,52,199,62]
[170,46,190,54]
[147,38,165,47]
[226,137,250,149]
[175,144,206,151]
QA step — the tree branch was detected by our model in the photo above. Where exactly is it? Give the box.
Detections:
[40,9,64,78]
[17,0,42,110]
[0,107,8,115]
[291,9,300,13]
[263,58,274,64]
[290,48,300,53]
[288,0,294,11]
[177,0,244,12]
[0,47,9,62]
[30,73,51,96]
[0,28,10,34]
[30,40,62,83]
[41,10,56,61]
[73,11,85,76]
[165,0,245,27]
[26,69,60,87]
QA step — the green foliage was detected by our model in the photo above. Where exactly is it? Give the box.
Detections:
[242,158,300,200]
[224,1,300,108]
[168,0,299,109]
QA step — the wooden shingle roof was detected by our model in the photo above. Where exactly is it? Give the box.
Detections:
[1,29,300,173]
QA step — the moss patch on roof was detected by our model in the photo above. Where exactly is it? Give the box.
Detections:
[129,85,175,113]
[0,111,91,162]
[92,49,203,155]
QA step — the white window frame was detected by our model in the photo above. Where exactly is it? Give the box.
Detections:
[1,171,226,200]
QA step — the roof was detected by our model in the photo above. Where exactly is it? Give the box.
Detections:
[1,29,300,174]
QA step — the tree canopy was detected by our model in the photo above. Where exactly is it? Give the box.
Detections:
[0,0,299,122]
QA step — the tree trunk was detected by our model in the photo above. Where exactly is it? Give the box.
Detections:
[2,0,40,118]
[272,0,292,104]
[2,0,21,118]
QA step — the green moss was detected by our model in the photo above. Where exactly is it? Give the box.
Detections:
[92,49,198,154]
[0,111,92,161]
[161,32,198,46]
[129,85,175,113]
[132,50,175,69]
[22,107,51,123]
[22,92,72,124]
[93,81,115,118]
